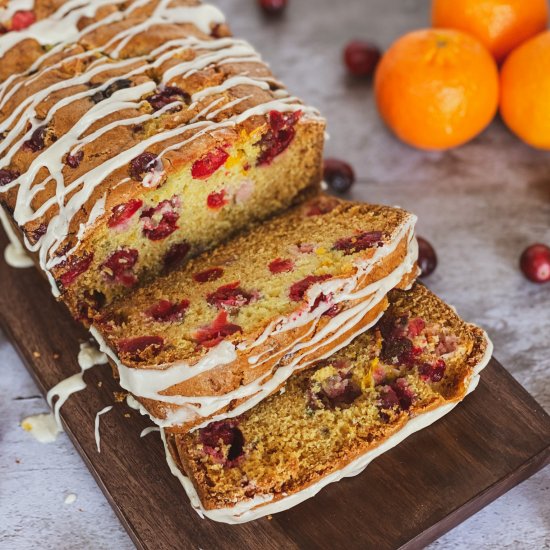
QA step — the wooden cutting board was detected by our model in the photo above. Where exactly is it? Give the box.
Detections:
[1,231,549,550]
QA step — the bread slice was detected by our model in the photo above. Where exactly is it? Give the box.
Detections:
[91,196,418,432]
[0,0,324,322]
[164,283,492,522]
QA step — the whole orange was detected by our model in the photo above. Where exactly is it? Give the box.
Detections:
[500,31,550,149]
[432,0,549,63]
[374,29,499,151]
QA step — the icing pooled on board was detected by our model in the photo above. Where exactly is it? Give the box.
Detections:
[21,413,62,443]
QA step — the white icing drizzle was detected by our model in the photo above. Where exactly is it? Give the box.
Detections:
[20,412,62,443]
[0,1,320,296]
[162,332,493,524]
[94,405,113,453]
[90,217,418,429]
[140,426,160,438]
[0,206,33,267]
[78,341,108,370]
[46,372,87,430]
[46,341,108,429]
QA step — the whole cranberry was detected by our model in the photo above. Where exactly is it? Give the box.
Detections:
[259,0,287,15]
[417,237,437,278]
[344,40,382,77]
[323,158,355,194]
[520,244,550,284]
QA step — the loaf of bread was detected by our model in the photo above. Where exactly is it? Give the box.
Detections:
[0,0,325,321]
[92,196,419,432]
[165,283,492,522]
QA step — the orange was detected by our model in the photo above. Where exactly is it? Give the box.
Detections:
[500,31,550,149]
[432,0,549,63]
[374,29,499,151]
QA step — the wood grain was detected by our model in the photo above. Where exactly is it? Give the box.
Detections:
[1,229,549,550]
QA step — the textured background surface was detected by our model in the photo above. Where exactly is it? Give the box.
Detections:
[1,0,549,548]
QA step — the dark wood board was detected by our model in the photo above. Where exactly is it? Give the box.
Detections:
[1,229,549,550]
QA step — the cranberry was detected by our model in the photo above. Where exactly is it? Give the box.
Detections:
[117,335,164,356]
[23,125,46,152]
[310,292,330,312]
[417,237,437,278]
[129,152,158,181]
[191,148,229,179]
[140,198,180,241]
[28,223,47,244]
[305,197,339,217]
[207,281,253,310]
[289,274,331,302]
[333,231,384,255]
[207,190,229,210]
[323,304,342,317]
[308,364,361,411]
[193,310,243,348]
[92,79,132,104]
[259,0,287,15]
[520,244,550,284]
[66,150,84,169]
[108,199,143,228]
[11,10,36,31]
[392,378,414,410]
[419,359,447,383]
[147,86,190,111]
[199,420,245,466]
[323,158,355,194]
[407,317,426,338]
[0,169,20,186]
[344,40,382,77]
[163,241,190,272]
[256,110,301,166]
[193,267,224,283]
[59,254,93,287]
[146,299,190,322]
[431,359,447,382]
[378,314,407,341]
[378,386,399,410]
[381,336,415,366]
[268,257,294,274]
[200,420,237,448]
[102,248,139,287]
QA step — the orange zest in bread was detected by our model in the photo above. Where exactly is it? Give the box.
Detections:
[92,196,418,431]
[0,0,325,322]
[168,283,490,512]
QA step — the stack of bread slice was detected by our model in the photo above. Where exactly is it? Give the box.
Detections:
[0,0,492,523]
